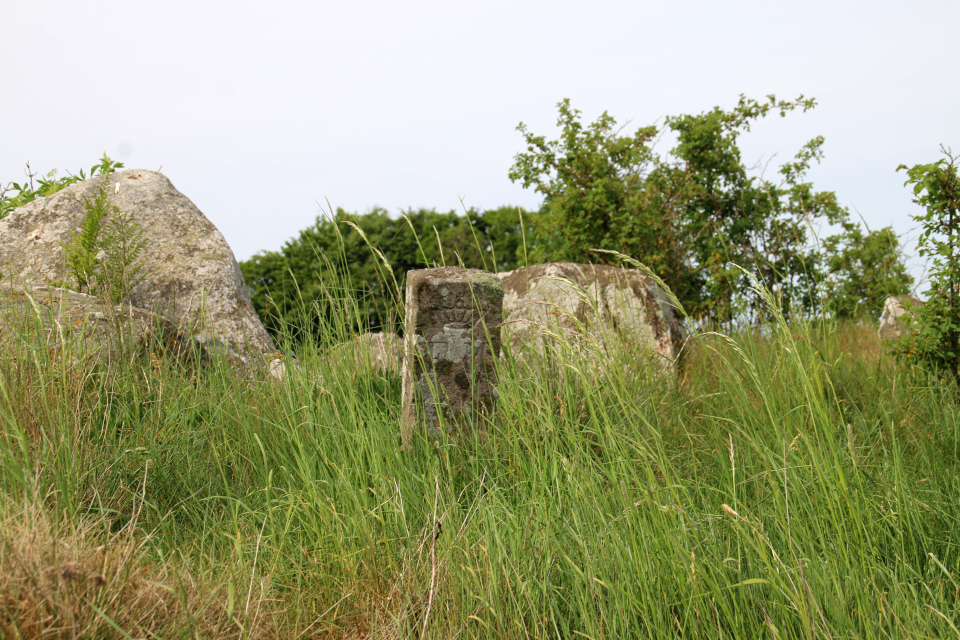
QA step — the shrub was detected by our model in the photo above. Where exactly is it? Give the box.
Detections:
[892,146,960,386]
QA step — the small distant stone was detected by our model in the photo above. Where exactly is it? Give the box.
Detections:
[878,295,923,341]
[327,332,403,375]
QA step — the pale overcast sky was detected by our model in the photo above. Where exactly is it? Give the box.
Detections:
[3,0,958,285]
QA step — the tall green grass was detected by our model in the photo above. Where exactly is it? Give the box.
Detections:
[0,266,958,638]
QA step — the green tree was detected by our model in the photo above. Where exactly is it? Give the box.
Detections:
[821,221,913,320]
[239,206,532,343]
[509,96,896,324]
[436,206,531,273]
[240,208,397,342]
[893,147,960,386]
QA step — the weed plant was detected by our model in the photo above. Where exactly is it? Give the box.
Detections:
[0,254,958,638]
[62,176,147,304]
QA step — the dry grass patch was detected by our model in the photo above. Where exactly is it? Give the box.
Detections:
[0,498,278,639]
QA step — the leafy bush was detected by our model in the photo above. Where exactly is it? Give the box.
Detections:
[509,96,913,324]
[239,205,535,343]
[892,146,960,385]
[63,177,115,294]
[821,220,914,320]
[97,209,148,304]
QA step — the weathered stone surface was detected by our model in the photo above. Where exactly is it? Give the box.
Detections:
[401,268,503,444]
[497,263,685,371]
[879,295,924,341]
[0,284,207,367]
[0,170,275,369]
[327,332,403,375]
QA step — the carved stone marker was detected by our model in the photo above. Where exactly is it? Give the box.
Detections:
[400,268,503,445]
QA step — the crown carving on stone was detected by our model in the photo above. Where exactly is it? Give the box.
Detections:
[434,307,473,327]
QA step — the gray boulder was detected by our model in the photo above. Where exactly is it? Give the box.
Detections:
[497,263,685,372]
[878,295,923,341]
[0,170,275,369]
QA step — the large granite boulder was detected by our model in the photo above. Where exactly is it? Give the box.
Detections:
[0,170,275,369]
[878,295,924,341]
[497,263,685,371]
[0,284,207,367]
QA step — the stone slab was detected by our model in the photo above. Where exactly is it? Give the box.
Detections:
[498,263,685,372]
[400,267,503,444]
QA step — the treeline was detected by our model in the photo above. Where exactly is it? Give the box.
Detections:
[508,94,913,325]
[239,204,910,343]
[240,95,914,343]
[238,206,534,340]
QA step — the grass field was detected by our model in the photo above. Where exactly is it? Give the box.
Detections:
[0,277,958,639]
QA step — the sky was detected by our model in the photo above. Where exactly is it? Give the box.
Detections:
[3,0,959,288]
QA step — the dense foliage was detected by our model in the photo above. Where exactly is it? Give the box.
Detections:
[509,96,913,324]
[239,205,534,342]
[893,147,960,385]
[821,220,915,320]
[240,95,912,343]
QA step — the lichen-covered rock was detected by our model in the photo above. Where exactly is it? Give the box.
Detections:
[497,263,685,372]
[0,284,206,367]
[401,268,503,444]
[878,295,924,341]
[0,170,275,369]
